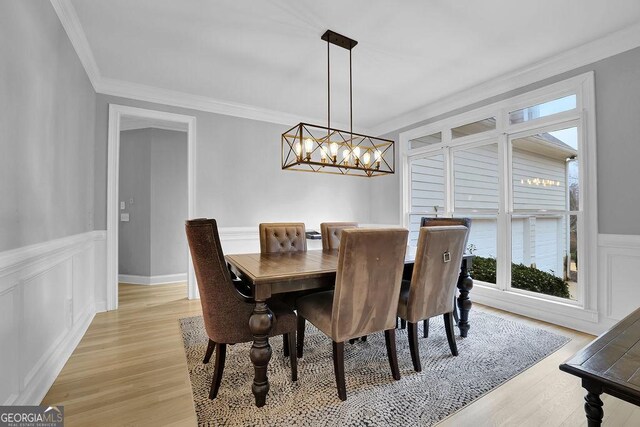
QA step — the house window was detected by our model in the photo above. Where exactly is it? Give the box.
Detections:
[402,74,594,307]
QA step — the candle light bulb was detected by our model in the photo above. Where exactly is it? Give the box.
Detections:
[295,142,302,159]
[353,147,360,159]
[343,149,350,165]
[320,145,327,159]
[363,151,371,166]
[304,138,313,154]
[330,142,338,156]
[374,150,382,162]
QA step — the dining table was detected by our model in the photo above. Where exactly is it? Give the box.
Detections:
[225,248,474,407]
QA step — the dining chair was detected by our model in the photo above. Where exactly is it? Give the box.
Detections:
[296,228,409,401]
[320,222,358,250]
[419,217,472,337]
[397,225,468,372]
[258,222,308,356]
[259,222,307,253]
[186,218,298,399]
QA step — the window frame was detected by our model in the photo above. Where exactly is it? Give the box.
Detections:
[399,72,597,317]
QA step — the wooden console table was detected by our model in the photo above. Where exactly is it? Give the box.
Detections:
[560,306,640,426]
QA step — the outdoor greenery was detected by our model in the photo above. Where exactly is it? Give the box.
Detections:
[470,256,571,299]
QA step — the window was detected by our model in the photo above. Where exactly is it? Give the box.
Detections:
[403,74,594,307]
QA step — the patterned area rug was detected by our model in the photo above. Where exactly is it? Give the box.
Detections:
[180,311,569,426]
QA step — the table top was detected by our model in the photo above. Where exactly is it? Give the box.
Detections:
[226,249,473,286]
[560,306,640,400]
[226,250,341,285]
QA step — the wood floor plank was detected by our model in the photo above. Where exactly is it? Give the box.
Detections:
[42,284,640,426]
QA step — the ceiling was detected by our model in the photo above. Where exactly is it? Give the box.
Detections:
[69,0,640,132]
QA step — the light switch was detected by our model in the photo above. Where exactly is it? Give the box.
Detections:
[120,201,125,210]
[120,213,130,222]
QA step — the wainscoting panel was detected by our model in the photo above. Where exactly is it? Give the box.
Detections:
[599,234,640,325]
[0,231,105,405]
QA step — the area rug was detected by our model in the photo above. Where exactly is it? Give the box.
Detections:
[179,311,569,426]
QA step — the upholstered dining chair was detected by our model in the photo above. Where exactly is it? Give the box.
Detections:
[419,217,472,337]
[296,228,409,401]
[259,222,307,253]
[397,225,468,372]
[185,218,298,399]
[258,222,307,356]
[320,222,358,250]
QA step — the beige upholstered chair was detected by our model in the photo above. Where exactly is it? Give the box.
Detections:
[258,222,307,356]
[296,228,409,401]
[259,222,307,253]
[397,225,468,372]
[186,218,298,399]
[418,217,472,337]
[320,222,358,250]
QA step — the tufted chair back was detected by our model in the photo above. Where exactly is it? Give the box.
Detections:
[320,222,358,250]
[331,228,408,342]
[259,223,307,254]
[403,226,468,323]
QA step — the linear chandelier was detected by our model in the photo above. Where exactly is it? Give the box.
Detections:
[281,30,395,177]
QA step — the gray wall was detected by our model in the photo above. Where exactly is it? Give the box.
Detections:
[150,129,188,276]
[95,95,372,231]
[118,129,151,276]
[370,46,640,235]
[0,1,96,252]
[118,129,187,276]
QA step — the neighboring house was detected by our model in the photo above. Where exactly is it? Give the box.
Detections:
[409,131,577,279]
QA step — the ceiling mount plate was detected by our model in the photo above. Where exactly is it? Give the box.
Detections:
[321,30,358,50]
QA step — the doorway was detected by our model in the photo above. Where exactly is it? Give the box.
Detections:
[107,105,197,310]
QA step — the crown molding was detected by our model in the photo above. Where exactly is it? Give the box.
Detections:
[370,22,640,136]
[96,78,358,131]
[49,0,101,90]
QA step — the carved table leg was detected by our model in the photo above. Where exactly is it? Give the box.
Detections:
[583,380,604,427]
[249,300,273,407]
[457,257,473,337]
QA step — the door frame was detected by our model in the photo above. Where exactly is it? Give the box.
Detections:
[106,104,197,310]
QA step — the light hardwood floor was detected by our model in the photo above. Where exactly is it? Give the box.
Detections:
[43,284,640,426]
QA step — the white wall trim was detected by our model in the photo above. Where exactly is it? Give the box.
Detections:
[371,22,640,136]
[0,231,103,278]
[97,78,355,132]
[107,104,197,310]
[0,231,103,405]
[49,0,101,90]
[15,305,95,405]
[118,273,187,285]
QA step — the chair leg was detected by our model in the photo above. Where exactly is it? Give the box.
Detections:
[453,295,460,325]
[384,329,401,380]
[332,341,347,401]
[361,335,367,342]
[209,343,226,399]
[444,312,459,356]
[349,338,357,344]
[423,318,430,338]
[283,333,290,358]
[287,332,297,381]
[203,339,215,364]
[296,316,305,358]
[408,322,422,372]
[400,319,407,329]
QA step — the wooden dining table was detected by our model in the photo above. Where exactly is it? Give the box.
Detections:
[225,248,474,407]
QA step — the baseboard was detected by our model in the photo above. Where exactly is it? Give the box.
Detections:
[118,273,187,285]
[95,300,107,313]
[13,305,95,405]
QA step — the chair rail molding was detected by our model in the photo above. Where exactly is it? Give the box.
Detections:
[0,231,105,405]
[598,233,640,330]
